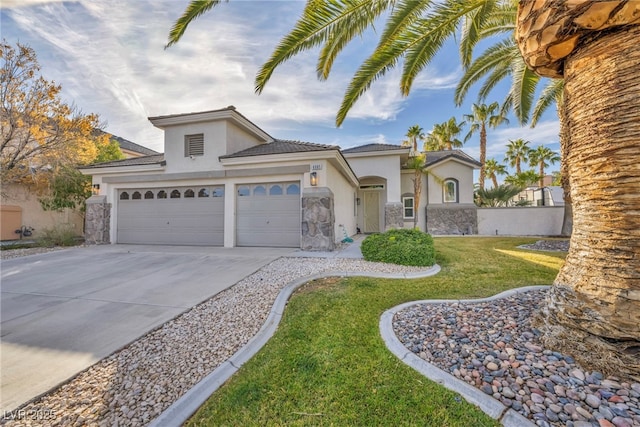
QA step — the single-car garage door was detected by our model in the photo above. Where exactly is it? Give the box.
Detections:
[117,186,224,245]
[236,182,301,247]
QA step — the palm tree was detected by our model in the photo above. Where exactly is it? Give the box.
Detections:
[528,145,560,188]
[464,102,508,190]
[483,158,507,189]
[504,170,540,189]
[516,0,640,379]
[504,138,531,174]
[426,117,465,151]
[474,184,521,207]
[401,125,424,154]
[405,154,426,229]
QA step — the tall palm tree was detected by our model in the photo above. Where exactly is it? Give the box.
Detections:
[401,125,424,154]
[528,145,560,188]
[464,102,508,190]
[504,138,530,174]
[504,169,539,189]
[405,153,426,229]
[483,158,507,189]
[516,0,640,379]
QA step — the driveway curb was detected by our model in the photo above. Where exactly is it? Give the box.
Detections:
[150,264,441,426]
[380,286,550,427]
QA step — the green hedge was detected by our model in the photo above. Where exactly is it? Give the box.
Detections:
[360,228,435,266]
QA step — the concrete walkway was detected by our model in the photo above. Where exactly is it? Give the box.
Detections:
[0,244,292,412]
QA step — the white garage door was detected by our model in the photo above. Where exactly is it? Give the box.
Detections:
[236,182,301,247]
[117,186,224,245]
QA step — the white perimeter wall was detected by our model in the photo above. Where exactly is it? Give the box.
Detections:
[477,207,564,236]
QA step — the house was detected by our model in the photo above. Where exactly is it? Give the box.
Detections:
[0,133,158,241]
[81,106,480,250]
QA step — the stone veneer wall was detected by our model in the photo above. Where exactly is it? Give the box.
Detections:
[301,187,335,251]
[426,205,477,235]
[384,202,404,230]
[85,195,111,244]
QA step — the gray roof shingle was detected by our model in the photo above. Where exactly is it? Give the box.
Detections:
[220,139,339,159]
[82,154,165,169]
[423,150,481,167]
[93,129,159,156]
[341,143,409,154]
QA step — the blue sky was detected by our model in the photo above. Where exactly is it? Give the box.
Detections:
[1,0,560,174]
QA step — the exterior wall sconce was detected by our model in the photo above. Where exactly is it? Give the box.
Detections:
[310,171,318,186]
[92,184,100,195]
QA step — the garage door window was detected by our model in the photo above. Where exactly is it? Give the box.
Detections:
[184,189,195,198]
[145,191,154,199]
[198,188,209,197]
[286,183,300,195]
[120,192,129,200]
[238,186,250,196]
[253,185,267,196]
[212,187,224,197]
[132,191,142,200]
[157,190,167,199]
[170,190,181,198]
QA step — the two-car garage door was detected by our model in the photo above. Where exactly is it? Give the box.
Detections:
[117,186,224,246]
[116,182,301,247]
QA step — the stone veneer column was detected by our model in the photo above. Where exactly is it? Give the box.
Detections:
[85,195,111,244]
[384,202,404,230]
[301,187,335,251]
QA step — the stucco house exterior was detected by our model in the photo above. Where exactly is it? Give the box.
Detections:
[81,106,480,250]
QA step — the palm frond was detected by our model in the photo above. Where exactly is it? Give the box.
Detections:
[531,78,563,127]
[459,0,499,68]
[167,0,225,48]
[509,59,539,125]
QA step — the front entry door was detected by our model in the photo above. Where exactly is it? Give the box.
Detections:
[363,191,380,233]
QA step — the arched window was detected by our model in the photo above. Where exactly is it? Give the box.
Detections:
[170,189,181,199]
[132,191,142,200]
[253,185,267,196]
[157,190,167,199]
[269,184,283,196]
[212,187,224,197]
[120,192,130,200]
[443,179,459,203]
[237,186,250,196]
[144,191,154,199]
[198,188,209,197]
[184,189,195,198]
[286,183,300,195]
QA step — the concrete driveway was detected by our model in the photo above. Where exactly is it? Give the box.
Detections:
[0,244,293,412]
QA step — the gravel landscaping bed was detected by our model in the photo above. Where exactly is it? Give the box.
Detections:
[394,289,640,427]
[0,246,69,260]
[2,257,429,427]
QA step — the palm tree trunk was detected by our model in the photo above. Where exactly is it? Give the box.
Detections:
[491,174,498,189]
[558,100,573,236]
[479,124,487,190]
[538,163,544,188]
[541,25,640,380]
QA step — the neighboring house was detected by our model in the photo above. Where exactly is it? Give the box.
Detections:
[80,106,480,250]
[0,133,157,241]
[513,184,565,207]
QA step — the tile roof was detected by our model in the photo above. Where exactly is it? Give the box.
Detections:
[341,143,409,154]
[81,154,165,169]
[423,150,482,167]
[220,139,339,159]
[94,129,159,156]
[111,135,159,156]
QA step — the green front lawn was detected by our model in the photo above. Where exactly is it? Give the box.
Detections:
[187,237,565,426]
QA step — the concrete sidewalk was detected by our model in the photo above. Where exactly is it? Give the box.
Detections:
[0,244,292,412]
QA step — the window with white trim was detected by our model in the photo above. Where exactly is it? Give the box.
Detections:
[444,179,458,203]
[184,133,204,157]
[402,196,415,219]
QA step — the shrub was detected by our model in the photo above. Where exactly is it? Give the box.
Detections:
[360,228,435,266]
[38,224,81,247]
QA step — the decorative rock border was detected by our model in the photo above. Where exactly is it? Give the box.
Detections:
[380,287,550,427]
